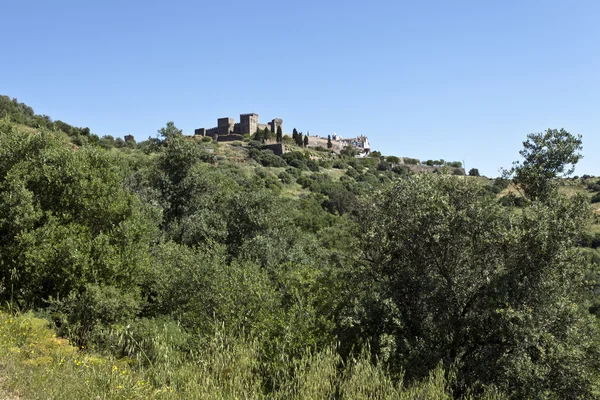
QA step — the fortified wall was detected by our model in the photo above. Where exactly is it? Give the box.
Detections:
[195,114,283,142]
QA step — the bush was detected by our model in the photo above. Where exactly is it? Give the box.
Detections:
[278,171,294,184]
[332,160,347,169]
[403,157,419,165]
[498,193,526,207]
[288,159,307,170]
[592,192,600,203]
[49,284,142,346]
[386,156,400,164]
[469,168,480,176]
[306,159,320,172]
[296,175,313,188]
[248,148,287,168]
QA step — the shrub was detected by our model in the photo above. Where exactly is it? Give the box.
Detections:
[498,193,526,207]
[278,171,294,184]
[306,159,320,172]
[592,192,600,203]
[49,284,142,346]
[386,156,400,164]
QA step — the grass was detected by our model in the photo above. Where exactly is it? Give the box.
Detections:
[0,311,507,399]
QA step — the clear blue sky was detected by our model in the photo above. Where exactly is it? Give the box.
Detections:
[2,0,599,177]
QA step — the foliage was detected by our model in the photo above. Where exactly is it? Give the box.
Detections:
[0,126,157,308]
[1,106,598,399]
[504,128,583,201]
[0,95,91,138]
[468,168,480,176]
[158,121,183,139]
[0,311,510,399]
[344,173,600,398]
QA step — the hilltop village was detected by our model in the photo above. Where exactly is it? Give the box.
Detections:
[194,113,371,156]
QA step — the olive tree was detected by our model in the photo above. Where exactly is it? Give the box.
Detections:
[343,173,599,397]
[504,128,582,201]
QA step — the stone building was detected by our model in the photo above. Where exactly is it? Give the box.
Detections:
[340,135,370,152]
[195,113,283,141]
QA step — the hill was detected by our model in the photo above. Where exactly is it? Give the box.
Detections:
[1,99,600,398]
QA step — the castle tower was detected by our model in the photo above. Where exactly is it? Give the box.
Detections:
[269,118,283,133]
[240,113,259,135]
[217,117,235,136]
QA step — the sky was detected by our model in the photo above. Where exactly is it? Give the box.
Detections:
[1,0,599,177]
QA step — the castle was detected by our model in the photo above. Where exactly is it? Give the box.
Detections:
[195,113,283,142]
[194,112,372,157]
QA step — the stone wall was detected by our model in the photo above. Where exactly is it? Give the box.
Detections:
[213,134,244,142]
[403,164,465,175]
[269,118,283,133]
[197,113,282,138]
[240,113,259,135]
[218,117,235,135]
[264,143,287,155]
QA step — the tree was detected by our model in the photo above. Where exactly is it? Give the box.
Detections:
[276,126,283,143]
[253,129,263,142]
[0,128,157,308]
[98,135,115,149]
[342,172,599,398]
[292,128,298,143]
[327,135,333,149]
[296,132,304,147]
[504,128,582,201]
[124,134,136,147]
[386,155,400,164]
[468,168,480,176]
[262,127,271,142]
[158,121,183,140]
[303,135,309,148]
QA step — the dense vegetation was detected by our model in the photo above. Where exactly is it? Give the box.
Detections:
[1,99,600,398]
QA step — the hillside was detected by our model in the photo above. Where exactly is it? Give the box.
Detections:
[0,99,600,398]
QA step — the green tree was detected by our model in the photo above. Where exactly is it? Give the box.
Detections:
[276,126,283,143]
[292,128,298,143]
[0,126,158,308]
[504,128,582,201]
[327,135,332,149]
[98,135,115,149]
[468,168,480,176]
[386,155,400,164]
[343,173,599,398]
[303,135,309,148]
[158,121,183,140]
